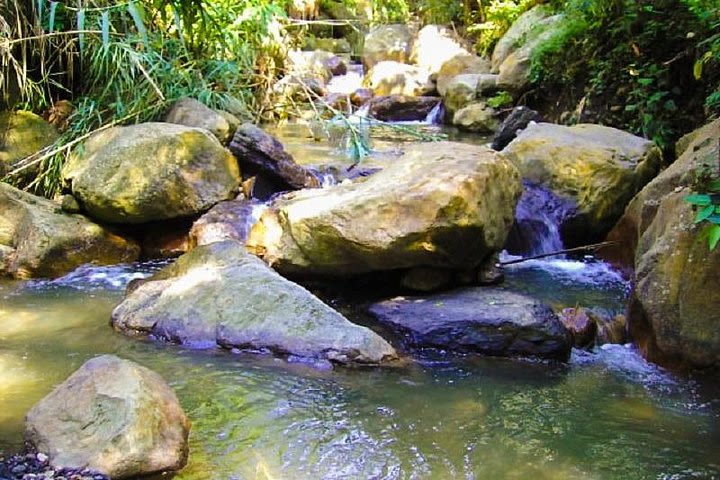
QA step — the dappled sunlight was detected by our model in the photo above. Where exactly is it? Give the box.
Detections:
[163,265,222,297]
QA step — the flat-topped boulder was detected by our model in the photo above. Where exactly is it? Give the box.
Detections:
[25,355,189,479]
[62,122,240,224]
[247,141,521,276]
[0,182,139,279]
[111,240,397,366]
[368,288,571,361]
[500,122,662,245]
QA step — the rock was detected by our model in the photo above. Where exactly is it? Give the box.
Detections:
[141,220,192,259]
[400,267,453,292]
[491,106,542,151]
[496,14,566,93]
[442,74,498,116]
[111,240,397,365]
[286,50,344,83]
[189,198,266,247]
[304,37,352,54]
[452,102,499,133]
[350,88,374,106]
[491,5,553,72]
[436,54,492,97]
[592,311,627,345]
[62,122,240,224]
[59,193,82,213]
[0,110,59,177]
[559,307,598,348]
[247,141,522,276]
[410,25,471,75]
[605,120,720,367]
[25,355,189,479]
[363,61,434,97]
[228,124,319,195]
[368,288,572,360]
[363,24,413,70]
[366,95,440,122]
[500,122,662,245]
[164,97,233,143]
[0,183,140,279]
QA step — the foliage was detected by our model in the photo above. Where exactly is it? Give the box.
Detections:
[487,91,514,108]
[371,0,410,23]
[685,147,720,250]
[468,0,538,55]
[529,0,720,150]
[1,0,288,197]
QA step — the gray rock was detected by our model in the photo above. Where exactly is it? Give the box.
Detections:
[111,240,398,365]
[491,106,542,151]
[368,288,571,360]
[363,25,413,70]
[366,95,440,122]
[164,97,233,143]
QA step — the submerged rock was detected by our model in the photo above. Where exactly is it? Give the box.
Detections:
[500,122,662,245]
[605,119,720,368]
[368,288,571,361]
[366,95,440,122]
[229,123,319,195]
[363,24,413,70]
[111,240,397,365]
[164,97,235,143]
[62,122,240,224]
[247,141,521,276]
[0,110,58,177]
[0,183,140,279]
[25,355,189,479]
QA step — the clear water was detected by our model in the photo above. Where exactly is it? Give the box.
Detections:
[1,261,719,480]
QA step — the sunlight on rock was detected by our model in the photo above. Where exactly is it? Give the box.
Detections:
[163,266,222,296]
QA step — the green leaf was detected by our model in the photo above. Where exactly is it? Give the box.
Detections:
[36,0,43,24]
[638,77,654,86]
[171,5,185,49]
[708,225,720,250]
[695,204,715,222]
[101,11,110,47]
[708,179,720,192]
[707,213,720,225]
[76,9,85,54]
[48,1,57,33]
[127,1,148,46]
[685,194,713,206]
[694,58,704,80]
[625,104,638,112]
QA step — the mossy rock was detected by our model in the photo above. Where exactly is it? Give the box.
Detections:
[0,110,58,177]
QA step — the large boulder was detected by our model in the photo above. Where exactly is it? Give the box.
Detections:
[164,97,234,143]
[111,240,397,365]
[368,288,572,360]
[228,123,319,195]
[62,123,240,224]
[410,25,471,75]
[25,355,189,479]
[0,110,59,176]
[452,102,499,133]
[366,95,440,122]
[0,183,140,279]
[362,24,413,70]
[500,122,662,245]
[363,61,434,97]
[436,54,492,97]
[247,141,522,276]
[491,5,553,72]
[605,120,720,367]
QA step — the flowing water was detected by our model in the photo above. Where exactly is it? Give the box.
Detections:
[1,128,720,479]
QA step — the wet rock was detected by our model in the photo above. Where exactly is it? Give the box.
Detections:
[368,288,572,360]
[500,122,662,246]
[491,106,542,151]
[164,97,233,143]
[559,307,598,348]
[229,123,319,194]
[0,183,140,279]
[363,61,434,97]
[189,198,265,247]
[0,110,58,177]
[605,120,720,367]
[436,54,492,97]
[62,122,240,224]
[594,312,627,345]
[452,102,499,133]
[111,240,397,365]
[0,452,109,480]
[247,141,521,276]
[363,24,413,70]
[366,95,440,122]
[25,355,189,479]
[410,25,471,75]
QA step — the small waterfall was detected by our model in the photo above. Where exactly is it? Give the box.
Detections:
[505,181,577,257]
[424,102,444,125]
[326,64,364,95]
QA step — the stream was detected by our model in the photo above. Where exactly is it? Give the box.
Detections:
[1,125,720,479]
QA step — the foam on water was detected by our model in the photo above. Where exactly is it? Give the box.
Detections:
[24,261,169,291]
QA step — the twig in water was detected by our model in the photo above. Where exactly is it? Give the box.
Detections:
[499,241,618,266]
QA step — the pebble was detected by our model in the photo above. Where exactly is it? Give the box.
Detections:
[0,453,108,480]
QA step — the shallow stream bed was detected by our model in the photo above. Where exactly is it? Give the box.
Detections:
[1,258,719,479]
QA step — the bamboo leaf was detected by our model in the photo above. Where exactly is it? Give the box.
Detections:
[127,1,148,46]
[36,0,43,25]
[49,1,57,33]
[695,204,715,223]
[708,225,720,250]
[77,8,86,53]
[101,10,110,46]
[171,4,185,48]
[685,194,712,206]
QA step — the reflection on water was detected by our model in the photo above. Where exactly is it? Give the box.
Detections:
[1,261,719,479]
